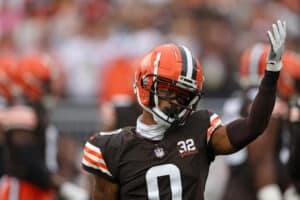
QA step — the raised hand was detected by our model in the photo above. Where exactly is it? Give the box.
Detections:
[266,20,287,72]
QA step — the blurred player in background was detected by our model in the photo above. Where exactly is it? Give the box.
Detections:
[0,55,18,178]
[88,56,141,199]
[284,53,300,200]
[99,56,141,131]
[0,105,57,200]
[82,20,287,200]
[222,43,300,200]
[0,53,87,200]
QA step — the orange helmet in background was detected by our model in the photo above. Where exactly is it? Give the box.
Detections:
[239,43,269,89]
[0,56,18,101]
[99,56,138,131]
[281,52,300,80]
[239,43,300,99]
[278,52,300,98]
[16,54,52,101]
[100,56,136,105]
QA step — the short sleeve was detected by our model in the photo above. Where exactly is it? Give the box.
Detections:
[81,130,122,182]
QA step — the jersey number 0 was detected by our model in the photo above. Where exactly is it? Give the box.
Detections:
[145,164,182,200]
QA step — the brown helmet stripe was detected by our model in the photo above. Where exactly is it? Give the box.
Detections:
[178,46,188,77]
[191,56,197,80]
[178,45,197,81]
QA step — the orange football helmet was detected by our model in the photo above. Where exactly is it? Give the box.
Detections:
[134,43,204,126]
[239,43,300,99]
[281,51,300,80]
[239,43,269,89]
[100,56,136,104]
[0,56,18,101]
[16,54,52,101]
[281,52,300,97]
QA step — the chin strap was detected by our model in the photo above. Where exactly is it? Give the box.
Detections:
[152,107,173,127]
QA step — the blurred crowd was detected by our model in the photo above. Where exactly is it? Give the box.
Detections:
[0,0,300,200]
[1,0,299,103]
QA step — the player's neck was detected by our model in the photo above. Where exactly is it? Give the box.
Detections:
[136,115,167,141]
[140,111,157,125]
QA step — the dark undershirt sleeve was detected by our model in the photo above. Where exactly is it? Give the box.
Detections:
[226,70,279,150]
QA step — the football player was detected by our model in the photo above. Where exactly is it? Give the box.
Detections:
[82,20,287,200]
[14,54,59,178]
[0,54,60,200]
[0,105,57,200]
[284,53,300,200]
[222,44,300,200]
[0,55,18,178]
[0,54,87,200]
[99,56,141,131]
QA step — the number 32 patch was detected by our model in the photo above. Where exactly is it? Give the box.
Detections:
[177,139,198,158]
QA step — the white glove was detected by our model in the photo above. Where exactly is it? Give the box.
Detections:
[266,20,287,72]
[60,182,89,200]
[257,184,282,200]
[284,186,300,200]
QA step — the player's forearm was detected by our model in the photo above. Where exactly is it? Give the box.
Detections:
[92,189,118,200]
[226,71,279,149]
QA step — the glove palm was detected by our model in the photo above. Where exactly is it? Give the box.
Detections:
[266,20,287,71]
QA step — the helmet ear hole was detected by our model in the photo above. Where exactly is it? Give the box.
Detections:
[141,79,144,87]
[141,76,149,89]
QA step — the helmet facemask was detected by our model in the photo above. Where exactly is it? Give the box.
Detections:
[142,74,203,127]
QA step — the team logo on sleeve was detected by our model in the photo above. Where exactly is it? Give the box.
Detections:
[177,138,198,158]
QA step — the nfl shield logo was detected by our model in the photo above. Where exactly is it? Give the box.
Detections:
[154,147,165,158]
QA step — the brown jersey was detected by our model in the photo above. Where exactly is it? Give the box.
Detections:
[82,110,223,200]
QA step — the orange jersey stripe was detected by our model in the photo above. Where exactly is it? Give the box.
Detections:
[207,127,215,139]
[210,116,220,127]
[84,145,104,160]
[82,154,108,171]
[207,115,222,141]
